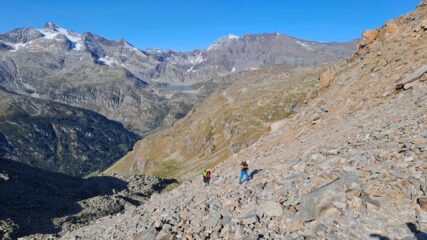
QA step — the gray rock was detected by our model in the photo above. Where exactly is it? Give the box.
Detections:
[390,171,410,179]
[241,214,259,225]
[136,226,158,240]
[297,173,361,222]
[256,201,283,217]
[320,147,341,156]
[155,229,174,240]
[207,211,221,227]
[220,215,232,225]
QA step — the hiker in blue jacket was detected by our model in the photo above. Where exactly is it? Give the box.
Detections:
[239,160,249,184]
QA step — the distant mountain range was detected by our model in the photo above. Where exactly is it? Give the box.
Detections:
[0,22,357,133]
[0,22,357,176]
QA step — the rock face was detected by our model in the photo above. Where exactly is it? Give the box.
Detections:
[58,4,427,240]
[0,90,139,176]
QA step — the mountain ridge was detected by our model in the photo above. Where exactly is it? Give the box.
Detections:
[0,22,357,135]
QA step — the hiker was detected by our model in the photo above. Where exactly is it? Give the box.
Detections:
[206,170,211,185]
[239,160,249,184]
[202,169,211,186]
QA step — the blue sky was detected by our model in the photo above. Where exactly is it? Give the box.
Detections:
[1,0,419,51]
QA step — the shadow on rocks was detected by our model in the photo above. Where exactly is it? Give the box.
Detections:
[369,222,427,240]
[249,169,263,180]
[152,178,178,192]
[0,158,127,238]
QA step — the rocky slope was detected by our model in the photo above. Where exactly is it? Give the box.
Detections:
[0,90,138,176]
[0,23,356,134]
[60,2,427,239]
[105,66,323,180]
[0,158,176,239]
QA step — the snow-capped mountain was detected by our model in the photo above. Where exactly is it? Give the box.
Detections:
[0,22,357,135]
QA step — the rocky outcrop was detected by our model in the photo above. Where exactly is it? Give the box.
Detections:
[0,28,43,44]
[359,29,379,48]
[396,64,427,90]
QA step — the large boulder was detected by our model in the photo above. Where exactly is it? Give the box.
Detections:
[297,173,361,222]
[256,201,283,217]
[359,29,380,48]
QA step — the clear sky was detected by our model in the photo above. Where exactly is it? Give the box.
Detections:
[0,0,419,51]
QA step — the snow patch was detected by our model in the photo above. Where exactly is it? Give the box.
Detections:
[31,93,40,98]
[191,52,204,65]
[295,40,314,51]
[227,34,239,39]
[22,82,40,98]
[147,48,168,54]
[10,42,30,52]
[98,56,118,66]
[22,82,36,91]
[38,27,82,50]
[38,29,58,39]
[186,66,196,73]
[185,52,204,66]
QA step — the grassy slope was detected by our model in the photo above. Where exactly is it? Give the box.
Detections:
[105,66,324,180]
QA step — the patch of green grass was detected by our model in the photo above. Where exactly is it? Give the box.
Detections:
[259,110,293,122]
[152,160,180,178]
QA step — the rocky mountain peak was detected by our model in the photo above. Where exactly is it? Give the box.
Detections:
[207,34,240,51]
[118,38,132,46]
[43,22,60,31]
